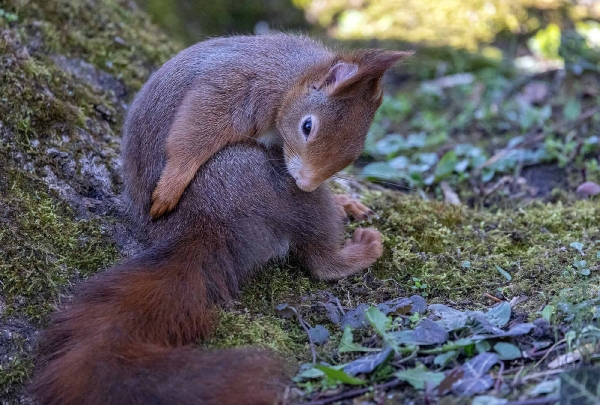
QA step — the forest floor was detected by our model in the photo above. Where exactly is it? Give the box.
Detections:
[1,1,599,404]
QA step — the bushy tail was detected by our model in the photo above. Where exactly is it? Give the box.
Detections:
[32,238,287,405]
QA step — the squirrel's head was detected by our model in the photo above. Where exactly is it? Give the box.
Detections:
[276,49,412,192]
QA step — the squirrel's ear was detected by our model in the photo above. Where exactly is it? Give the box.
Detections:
[316,62,359,94]
[323,50,414,97]
[360,50,414,78]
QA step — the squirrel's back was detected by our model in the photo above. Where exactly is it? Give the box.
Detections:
[122,34,333,227]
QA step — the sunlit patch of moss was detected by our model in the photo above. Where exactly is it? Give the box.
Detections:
[3,0,179,90]
[206,311,305,356]
[0,170,119,321]
[366,191,600,313]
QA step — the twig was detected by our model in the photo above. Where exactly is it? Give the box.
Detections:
[290,306,317,364]
[521,368,565,382]
[531,338,566,372]
[484,293,503,303]
[494,360,505,391]
[297,379,402,405]
[392,349,418,365]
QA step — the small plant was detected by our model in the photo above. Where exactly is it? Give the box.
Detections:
[411,277,428,296]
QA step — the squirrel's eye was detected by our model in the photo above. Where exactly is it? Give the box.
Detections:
[301,118,312,138]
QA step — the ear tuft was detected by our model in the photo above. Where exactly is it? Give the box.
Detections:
[358,50,414,78]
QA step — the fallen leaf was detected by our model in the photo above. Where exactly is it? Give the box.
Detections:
[341,304,370,329]
[413,318,449,345]
[452,353,499,396]
[395,365,445,390]
[440,181,461,205]
[308,325,330,346]
[548,348,585,369]
[439,368,464,395]
[494,342,522,360]
[472,396,508,405]
[343,348,393,376]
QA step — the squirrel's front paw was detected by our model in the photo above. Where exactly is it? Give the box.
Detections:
[344,228,383,266]
[150,181,183,219]
[334,194,375,221]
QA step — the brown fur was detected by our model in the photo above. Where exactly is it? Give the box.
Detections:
[121,33,411,219]
[32,144,383,405]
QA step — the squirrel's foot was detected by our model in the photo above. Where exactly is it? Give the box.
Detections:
[334,194,375,221]
[150,175,186,219]
[339,228,383,274]
[150,187,180,219]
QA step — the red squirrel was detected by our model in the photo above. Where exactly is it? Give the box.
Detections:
[133,33,411,218]
[32,34,409,405]
[32,144,384,405]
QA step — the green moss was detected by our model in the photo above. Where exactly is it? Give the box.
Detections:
[0,355,33,396]
[206,311,304,355]
[241,264,322,314]
[3,0,179,90]
[369,192,600,312]
[0,170,119,321]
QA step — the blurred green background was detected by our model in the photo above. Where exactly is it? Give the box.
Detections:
[137,0,600,205]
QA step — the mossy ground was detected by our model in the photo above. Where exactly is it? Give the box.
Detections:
[0,0,177,399]
[211,190,600,354]
[0,0,598,403]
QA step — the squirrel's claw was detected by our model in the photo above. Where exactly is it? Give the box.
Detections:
[333,194,375,222]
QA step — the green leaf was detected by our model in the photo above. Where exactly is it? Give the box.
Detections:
[494,265,512,281]
[529,379,560,396]
[365,306,400,353]
[541,305,554,323]
[434,150,458,180]
[570,242,584,255]
[476,340,491,353]
[564,99,582,122]
[375,134,407,155]
[365,306,391,334]
[294,366,325,381]
[494,342,522,360]
[338,327,381,353]
[485,302,511,327]
[560,368,600,404]
[315,365,366,385]
[362,162,404,181]
[395,366,445,390]
[434,350,457,366]
[481,168,495,183]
